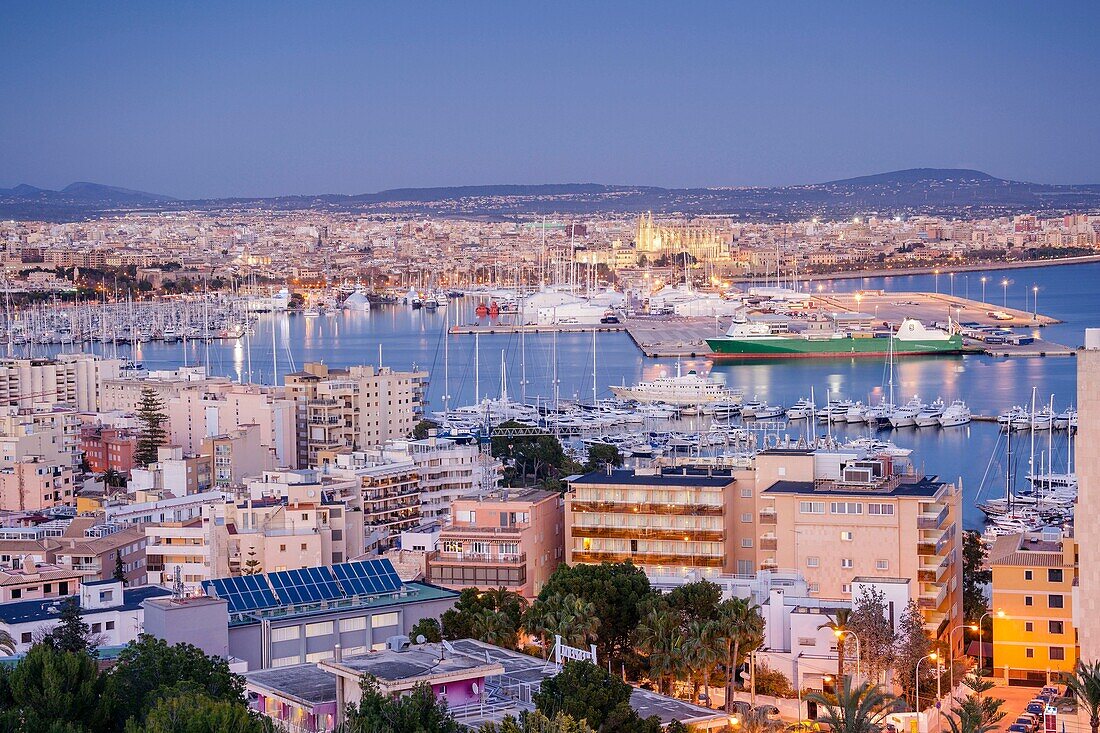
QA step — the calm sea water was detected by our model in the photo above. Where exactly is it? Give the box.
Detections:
[49,261,1100,529]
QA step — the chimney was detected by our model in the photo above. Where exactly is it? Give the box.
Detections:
[333,644,342,662]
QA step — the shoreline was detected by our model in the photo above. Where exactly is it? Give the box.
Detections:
[731,254,1100,284]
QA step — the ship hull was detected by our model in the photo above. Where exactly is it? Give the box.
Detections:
[705,335,964,360]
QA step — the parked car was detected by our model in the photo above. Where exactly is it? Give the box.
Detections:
[1008,725,1031,733]
[1025,702,1046,715]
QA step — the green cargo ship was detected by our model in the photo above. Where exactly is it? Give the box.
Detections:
[706,318,964,360]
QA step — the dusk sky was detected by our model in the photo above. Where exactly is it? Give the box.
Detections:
[2,1,1099,198]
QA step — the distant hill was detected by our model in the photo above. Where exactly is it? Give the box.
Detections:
[3,169,1099,221]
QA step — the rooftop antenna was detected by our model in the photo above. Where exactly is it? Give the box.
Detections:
[172,565,184,600]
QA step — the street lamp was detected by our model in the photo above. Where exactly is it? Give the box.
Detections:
[946,623,979,696]
[916,652,938,725]
[834,628,862,683]
[977,610,1005,672]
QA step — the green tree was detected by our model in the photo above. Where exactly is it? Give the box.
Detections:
[808,678,904,733]
[847,586,895,683]
[538,562,653,668]
[962,531,991,628]
[943,696,1000,733]
[683,619,723,706]
[714,597,764,713]
[738,705,786,733]
[479,710,595,733]
[635,607,684,695]
[598,702,663,733]
[101,468,127,488]
[411,616,443,643]
[3,645,105,732]
[134,387,168,466]
[104,635,245,729]
[582,444,622,472]
[523,593,599,656]
[240,547,261,576]
[752,662,797,698]
[114,550,125,583]
[819,609,853,684]
[533,661,631,730]
[345,677,462,733]
[1066,661,1100,733]
[440,587,525,647]
[666,580,722,623]
[124,691,268,733]
[413,419,440,440]
[893,600,934,710]
[490,422,580,487]
[43,596,95,655]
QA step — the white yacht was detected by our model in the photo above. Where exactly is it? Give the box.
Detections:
[610,368,742,406]
[786,398,815,420]
[937,400,971,427]
[914,398,946,427]
[888,396,927,428]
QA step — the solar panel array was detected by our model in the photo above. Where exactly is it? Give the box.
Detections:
[332,559,403,596]
[201,558,403,613]
[205,574,279,614]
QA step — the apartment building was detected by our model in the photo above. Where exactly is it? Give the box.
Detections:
[79,426,138,475]
[991,529,1078,684]
[427,487,563,598]
[145,518,210,589]
[565,466,755,577]
[167,384,297,468]
[1076,329,1100,662]
[128,445,212,497]
[753,449,963,642]
[0,354,120,411]
[326,452,421,552]
[283,362,427,468]
[202,425,276,490]
[0,458,76,512]
[100,366,232,412]
[0,558,84,602]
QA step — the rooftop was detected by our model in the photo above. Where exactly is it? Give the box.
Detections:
[244,664,337,706]
[762,476,945,498]
[0,585,171,625]
[570,467,735,488]
[322,642,503,688]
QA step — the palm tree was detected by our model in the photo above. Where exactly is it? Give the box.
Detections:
[684,619,723,707]
[808,678,903,733]
[473,608,517,649]
[714,597,765,713]
[0,629,15,656]
[1066,660,1100,733]
[819,609,854,683]
[635,608,684,696]
[524,593,598,654]
[943,697,1000,733]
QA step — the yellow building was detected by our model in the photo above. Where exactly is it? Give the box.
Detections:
[991,529,1078,684]
[635,213,730,262]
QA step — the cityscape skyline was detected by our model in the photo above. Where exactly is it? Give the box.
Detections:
[2,2,1099,198]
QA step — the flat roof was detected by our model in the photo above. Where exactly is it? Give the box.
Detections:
[762,477,945,498]
[228,581,458,627]
[571,468,734,488]
[324,642,502,685]
[0,585,172,625]
[245,664,336,706]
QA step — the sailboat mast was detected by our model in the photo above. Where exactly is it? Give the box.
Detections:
[474,331,480,404]
[591,326,597,406]
[520,327,526,405]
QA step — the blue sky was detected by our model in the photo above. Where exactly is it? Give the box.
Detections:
[1,1,1098,198]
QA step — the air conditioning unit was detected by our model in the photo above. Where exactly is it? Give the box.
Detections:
[387,634,411,652]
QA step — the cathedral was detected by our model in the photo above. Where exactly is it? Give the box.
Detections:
[634,212,730,262]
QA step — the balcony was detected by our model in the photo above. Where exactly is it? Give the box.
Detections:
[570,500,723,516]
[917,505,949,530]
[572,550,723,568]
[760,537,778,551]
[429,551,526,566]
[759,510,777,525]
[308,416,342,426]
[571,526,724,542]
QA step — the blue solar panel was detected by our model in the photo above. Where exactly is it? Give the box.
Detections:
[333,559,402,597]
[205,574,278,613]
[268,566,343,605]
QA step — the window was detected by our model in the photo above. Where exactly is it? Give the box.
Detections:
[1025,622,1034,632]
[272,626,301,642]
[1024,570,1033,581]
[279,544,287,552]
[371,612,399,629]
[842,584,852,594]
[830,502,863,515]
[806,556,820,568]
[300,544,307,551]
[91,623,102,633]
[867,503,894,516]
[1049,621,1064,635]
[808,583,820,593]
[741,538,753,548]
[741,513,753,523]
[876,559,889,570]
[105,621,115,631]
[471,541,490,556]
[1049,569,1064,583]
[340,617,367,632]
[1050,647,1066,661]
[741,488,752,498]
[305,622,333,637]
[1048,595,1064,609]
[1026,648,1035,659]
[840,531,854,541]
[442,540,462,553]
[841,558,853,569]
[799,501,825,514]
[20,632,31,644]
[1025,596,1033,606]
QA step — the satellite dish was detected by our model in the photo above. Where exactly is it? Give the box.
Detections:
[415,634,426,644]
[472,682,479,695]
